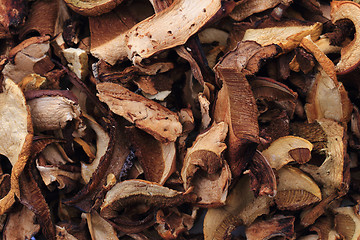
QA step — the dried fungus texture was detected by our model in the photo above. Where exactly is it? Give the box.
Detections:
[97,82,182,143]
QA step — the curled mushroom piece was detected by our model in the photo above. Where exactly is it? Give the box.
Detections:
[245,215,295,240]
[25,90,82,132]
[181,122,231,207]
[97,82,182,143]
[100,180,197,219]
[0,78,33,214]
[333,205,360,240]
[64,0,124,16]
[261,136,313,170]
[84,210,119,240]
[330,1,360,74]
[203,175,273,240]
[275,166,322,211]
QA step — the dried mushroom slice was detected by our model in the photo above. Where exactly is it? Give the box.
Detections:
[63,48,89,80]
[97,82,182,143]
[128,127,176,185]
[204,175,273,240]
[261,136,313,170]
[331,1,360,74]
[242,21,322,52]
[81,114,110,184]
[181,122,231,207]
[3,205,40,240]
[84,210,118,240]
[0,78,33,214]
[3,36,50,84]
[275,166,322,211]
[91,0,224,64]
[245,215,295,240]
[300,119,348,197]
[310,217,342,240]
[64,0,124,16]
[25,90,82,132]
[333,205,360,240]
[301,36,352,124]
[230,0,292,21]
[56,226,78,240]
[0,0,26,38]
[100,179,197,219]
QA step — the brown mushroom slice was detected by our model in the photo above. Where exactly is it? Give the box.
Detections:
[245,215,295,240]
[301,36,352,124]
[91,0,224,64]
[229,0,292,22]
[333,205,360,240]
[3,36,50,84]
[203,175,273,240]
[248,150,277,197]
[25,90,82,132]
[81,114,110,184]
[198,93,211,130]
[56,226,78,240]
[261,136,313,170]
[100,179,197,219]
[64,0,124,16]
[0,78,33,214]
[275,166,321,210]
[155,207,197,240]
[331,1,360,74]
[127,127,176,185]
[97,82,182,143]
[300,119,348,198]
[0,0,27,38]
[3,205,40,240]
[214,41,279,176]
[241,21,322,52]
[181,122,231,207]
[310,216,342,240]
[84,210,119,240]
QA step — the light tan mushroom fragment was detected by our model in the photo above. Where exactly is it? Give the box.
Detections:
[242,22,322,52]
[63,48,89,80]
[81,115,110,184]
[97,82,182,143]
[100,180,196,219]
[3,205,40,240]
[300,119,348,198]
[3,37,50,84]
[37,164,81,190]
[261,136,313,170]
[203,175,273,240]
[27,94,81,132]
[333,205,360,240]
[64,0,124,16]
[181,122,231,207]
[84,210,119,240]
[91,0,223,64]
[331,1,360,74]
[275,166,322,210]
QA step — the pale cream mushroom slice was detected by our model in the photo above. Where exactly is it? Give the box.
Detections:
[241,21,322,52]
[63,48,89,80]
[64,0,124,16]
[331,1,360,74]
[301,35,352,124]
[91,0,225,64]
[275,166,322,210]
[81,114,110,184]
[0,78,33,214]
[333,205,360,240]
[97,82,182,143]
[127,126,176,185]
[203,175,273,240]
[84,210,119,240]
[261,136,313,170]
[181,122,231,207]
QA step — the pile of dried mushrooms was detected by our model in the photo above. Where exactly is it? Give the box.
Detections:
[2,0,360,239]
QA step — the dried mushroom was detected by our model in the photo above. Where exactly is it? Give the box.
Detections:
[0,78,33,214]
[64,0,124,16]
[84,210,119,240]
[97,82,182,143]
[181,122,231,207]
[333,205,360,240]
[261,136,313,170]
[275,166,322,210]
[331,1,360,74]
